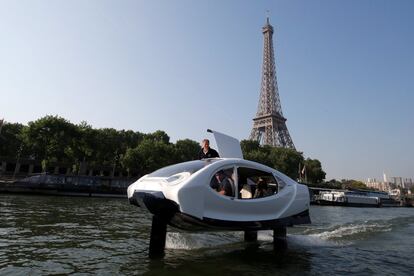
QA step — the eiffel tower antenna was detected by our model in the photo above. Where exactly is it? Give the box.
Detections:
[249,17,295,149]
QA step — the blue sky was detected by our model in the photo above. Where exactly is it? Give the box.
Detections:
[0,0,413,181]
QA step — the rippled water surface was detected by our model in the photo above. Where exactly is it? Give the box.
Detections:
[1,194,413,275]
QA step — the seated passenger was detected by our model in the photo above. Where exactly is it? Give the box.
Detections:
[240,184,252,199]
[214,171,234,197]
[253,178,273,198]
[210,174,220,192]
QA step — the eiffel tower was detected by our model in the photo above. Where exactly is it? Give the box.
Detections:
[249,17,295,149]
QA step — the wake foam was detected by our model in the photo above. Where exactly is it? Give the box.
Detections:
[289,234,338,247]
[165,230,339,250]
[311,223,392,241]
[258,230,338,247]
[165,216,409,250]
[165,228,351,250]
[287,220,397,248]
[165,232,241,250]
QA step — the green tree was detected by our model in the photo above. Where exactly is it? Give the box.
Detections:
[323,179,342,189]
[303,158,326,184]
[91,128,142,166]
[268,147,304,180]
[121,147,142,176]
[93,128,122,166]
[243,149,273,167]
[23,115,80,165]
[174,139,200,162]
[69,122,98,174]
[0,122,27,157]
[341,179,367,190]
[2,116,328,181]
[118,130,144,151]
[121,137,175,175]
[240,139,328,182]
[139,139,175,174]
[241,140,307,180]
[144,130,170,144]
[241,141,273,167]
[240,140,260,153]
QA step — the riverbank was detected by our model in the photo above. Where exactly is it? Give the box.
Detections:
[309,187,413,207]
[0,174,131,198]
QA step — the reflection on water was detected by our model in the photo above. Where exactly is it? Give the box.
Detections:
[1,195,413,275]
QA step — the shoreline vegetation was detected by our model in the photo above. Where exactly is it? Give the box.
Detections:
[0,115,371,191]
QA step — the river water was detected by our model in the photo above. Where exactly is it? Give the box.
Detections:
[1,194,413,275]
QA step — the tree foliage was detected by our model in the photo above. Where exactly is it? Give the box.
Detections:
[319,179,343,189]
[23,115,80,163]
[341,179,367,190]
[240,139,326,182]
[1,116,327,181]
[0,122,26,157]
[304,158,326,184]
[174,139,200,163]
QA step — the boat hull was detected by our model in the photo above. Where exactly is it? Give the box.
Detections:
[130,190,311,231]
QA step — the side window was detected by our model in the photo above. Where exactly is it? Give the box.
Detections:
[210,167,236,197]
[273,173,287,192]
[237,167,278,199]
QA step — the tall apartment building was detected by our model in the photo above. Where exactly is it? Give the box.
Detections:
[366,176,413,191]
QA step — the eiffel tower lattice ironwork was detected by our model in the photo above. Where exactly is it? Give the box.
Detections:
[249,18,295,149]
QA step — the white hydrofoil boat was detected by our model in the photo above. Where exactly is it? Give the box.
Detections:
[127,130,311,257]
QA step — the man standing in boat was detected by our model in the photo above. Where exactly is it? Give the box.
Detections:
[198,139,219,159]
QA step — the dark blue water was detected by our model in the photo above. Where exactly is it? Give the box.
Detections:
[1,195,413,275]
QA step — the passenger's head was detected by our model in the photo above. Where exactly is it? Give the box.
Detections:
[257,178,268,189]
[201,139,210,150]
[215,170,225,181]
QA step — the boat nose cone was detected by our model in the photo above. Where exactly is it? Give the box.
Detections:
[130,190,179,219]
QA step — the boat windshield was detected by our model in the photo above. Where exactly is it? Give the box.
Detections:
[148,159,219,178]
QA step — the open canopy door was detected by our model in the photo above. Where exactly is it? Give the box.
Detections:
[207,129,243,159]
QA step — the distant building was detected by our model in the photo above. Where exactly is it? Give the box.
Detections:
[366,175,413,193]
[390,177,403,188]
[388,177,413,189]
[403,178,413,189]
[365,179,393,192]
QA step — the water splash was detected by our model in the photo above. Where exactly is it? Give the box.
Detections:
[311,223,392,241]
[289,234,339,247]
[165,232,241,250]
[163,214,414,251]
[165,229,338,250]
